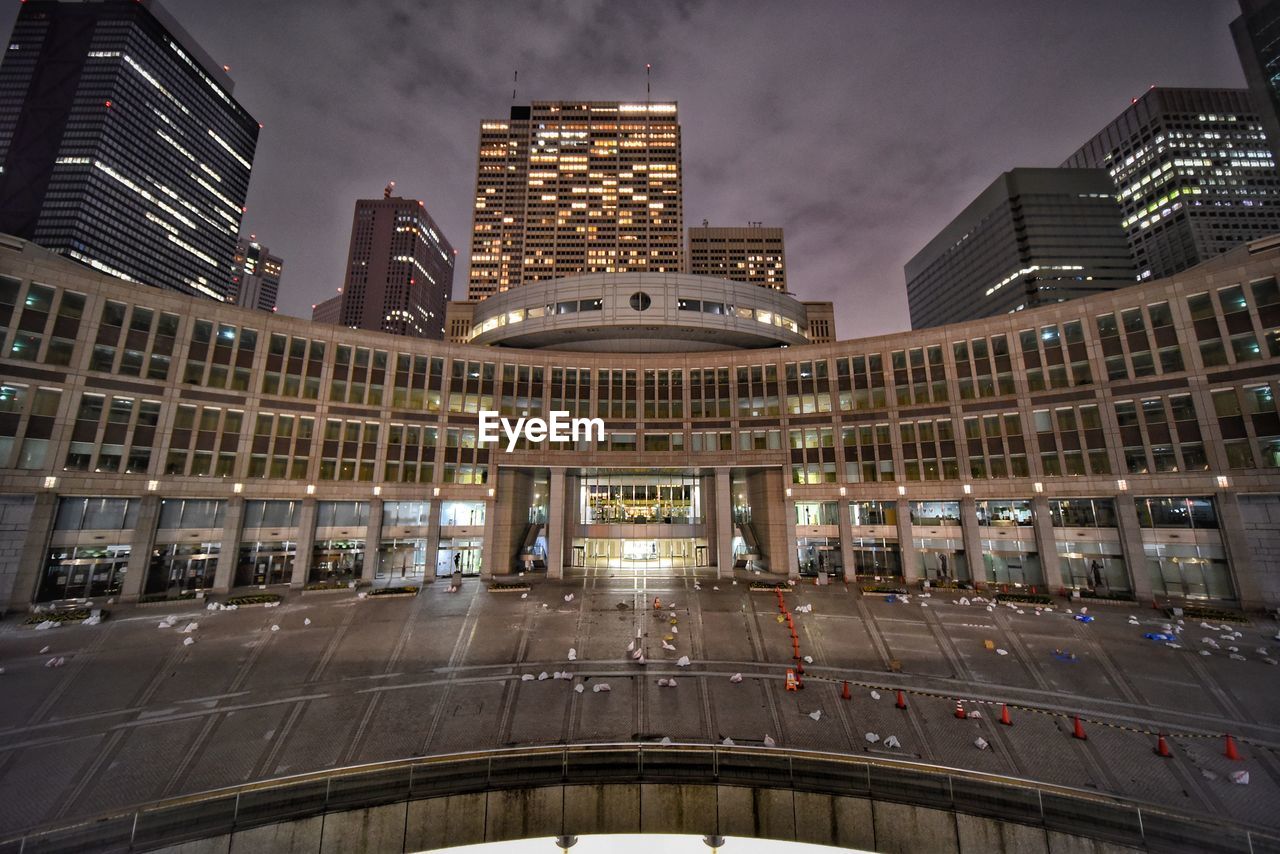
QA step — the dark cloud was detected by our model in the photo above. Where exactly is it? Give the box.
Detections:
[15,0,1248,337]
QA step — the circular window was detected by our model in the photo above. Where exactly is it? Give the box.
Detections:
[629,291,652,311]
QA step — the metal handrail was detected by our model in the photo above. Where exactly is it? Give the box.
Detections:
[3,741,1275,853]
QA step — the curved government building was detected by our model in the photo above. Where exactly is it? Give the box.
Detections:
[0,232,1279,612]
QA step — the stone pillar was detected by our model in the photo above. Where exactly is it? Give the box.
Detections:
[782,497,800,579]
[546,467,566,579]
[714,468,734,579]
[1214,490,1264,609]
[362,497,384,585]
[1114,494,1151,604]
[119,494,161,603]
[291,497,318,588]
[423,497,443,584]
[480,494,497,581]
[1030,495,1064,592]
[837,499,855,584]
[959,496,983,586]
[896,497,919,584]
[6,492,57,611]
[213,496,245,593]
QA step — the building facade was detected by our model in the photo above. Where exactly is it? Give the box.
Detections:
[0,0,259,302]
[337,192,454,339]
[1062,88,1280,283]
[688,225,787,291]
[906,169,1137,329]
[311,294,341,326]
[1232,0,1280,163]
[466,101,684,300]
[230,237,282,313]
[0,235,1278,612]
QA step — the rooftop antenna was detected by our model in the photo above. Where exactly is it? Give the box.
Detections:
[383,180,395,199]
[646,63,651,98]
[512,69,518,101]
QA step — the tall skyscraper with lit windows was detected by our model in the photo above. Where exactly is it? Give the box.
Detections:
[0,0,259,302]
[1062,87,1280,281]
[466,100,684,300]
[337,188,455,339]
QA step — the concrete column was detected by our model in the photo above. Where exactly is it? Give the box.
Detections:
[958,496,982,586]
[423,497,443,584]
[546,468,566,579]
[212,496,245,593]
[714,468,733,579]
[1214,490,1264,609]
[895,497,919,584]
[119,494,161,602]
[837,499,855,583]
[1114,494,1152,604]
[1031,494,1065,592]
[291,497,318,588]
[6,491,57,611]
[362,497,383,585]
[480,495,497,581]
[782,497,800,579]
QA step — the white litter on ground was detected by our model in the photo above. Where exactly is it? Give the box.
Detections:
[181,622,198,633]
[803,655,814,664]
[567,648,577,661]
[870,690,881,700]
[661,641,676,651]
[34,622,56,631]
[808,710,822,721]
[1231,770,1250,785]
[660,737,673,746]
[996,649,1009,656]
[574,684,585,694]
[593,683,611,693]
[722,737,734,746]
[763,735,776,747]
[884,735,901,749]
[974,737,989,750]
[182,637,194,646]
[38,645,49,654]
[521,674,534,681]
[270,625,279,632]
[676,655,691,667]
[538,671,549,681]
[864,732,879,744]
[564,594,574,602]
[729,673,743,683]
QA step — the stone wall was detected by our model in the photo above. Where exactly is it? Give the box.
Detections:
[0,494,34,610]
[1239,494,1280,611]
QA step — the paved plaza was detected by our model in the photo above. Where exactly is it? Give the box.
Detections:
[1,572,1279,839]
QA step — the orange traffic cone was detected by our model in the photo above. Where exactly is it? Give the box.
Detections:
[895,690,907,710]
[954,700,966,719]
[1224,734,1242,761]
[999,704,1012,726]
[1154,734,1172,758]
[841,680,851,700]
[1072,716,1087,740]
[796,660,805,675]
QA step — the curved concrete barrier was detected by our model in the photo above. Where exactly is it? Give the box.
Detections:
[2,744,1275,853]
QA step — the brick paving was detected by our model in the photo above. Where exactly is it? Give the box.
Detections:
[0,573,1278,837]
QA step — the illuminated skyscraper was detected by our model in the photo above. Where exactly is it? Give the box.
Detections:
[688,225,787,291]
[230,237,283,312]
[337,189,454,339]
[1062,87,1280,281]
[467,101,684,300]
[0,0,259,301]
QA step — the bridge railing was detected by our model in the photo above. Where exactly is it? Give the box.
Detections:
[2,743,1274,854]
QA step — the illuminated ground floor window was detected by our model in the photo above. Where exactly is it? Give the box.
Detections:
[39,544,129,601]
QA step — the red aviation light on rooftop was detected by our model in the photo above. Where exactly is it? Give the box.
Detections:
[104,100,112,109]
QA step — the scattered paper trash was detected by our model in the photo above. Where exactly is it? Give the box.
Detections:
[39,645,50,654]
[303,618,311,626]
[968,710,983,719]
[660,736,673,746]
[864,732,880,744]
[182,637,194,647]
[1230,770,1250,785]
[662,641,676,651]
[270,624,280,632]
[676,655,690,667]
[884,735,901,749]
[974,737,989,750]
[763,734,776,747]
[181,622,198,633]
[722,737,734,746]
[568,648,577,661]
[520,593,528,600]
[44,656,65,667]
[593,683,611,693]
[521,674,534,681]
[808,710,822,721]
[564,594,574,602]
[870,690,881,700]
[574,684,585,694]
[802,655,813,664]
[538,671,549,681]
[729,673,743,683]
[627,640,635,652]
[996,648,1009,656]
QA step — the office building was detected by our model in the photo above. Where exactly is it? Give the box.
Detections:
[337,188,454,339]
[230,237,282,312]
[1062,87,1280,281]
[466,101,683,300]
[905,168,1137,328]
[311,293,341,325]
[1,233,1277,613]
[688,225,787,291]
[0,0,259,301]
[1232,0,1280,162]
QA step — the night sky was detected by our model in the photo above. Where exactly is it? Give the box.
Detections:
[0,0,1253,338]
